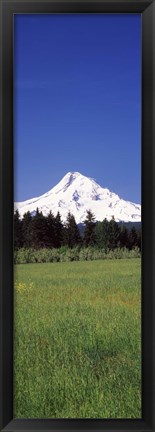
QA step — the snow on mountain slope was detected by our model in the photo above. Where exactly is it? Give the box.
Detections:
[14,171,141,223]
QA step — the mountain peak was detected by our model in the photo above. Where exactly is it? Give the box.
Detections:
[62,171,81,183]
[53,171,83,194]
[15,172,141,224]
[60,171,99,189]
[65,171,81,177]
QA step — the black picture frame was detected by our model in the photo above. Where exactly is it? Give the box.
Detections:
[0,0,155,431]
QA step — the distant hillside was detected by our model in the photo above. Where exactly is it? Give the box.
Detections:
[78,221,141,236]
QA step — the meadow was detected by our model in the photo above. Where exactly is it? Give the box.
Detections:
[14,258,141,419]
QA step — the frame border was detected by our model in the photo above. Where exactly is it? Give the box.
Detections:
[0,1,155,431]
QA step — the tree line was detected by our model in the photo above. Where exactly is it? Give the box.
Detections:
[14,208,141,251]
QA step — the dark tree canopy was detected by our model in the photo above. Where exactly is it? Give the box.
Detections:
[22,211,33,248]
[14,210,23,249]
[83,210,96,246]
[14,209,141,252]
[64,212,81,248]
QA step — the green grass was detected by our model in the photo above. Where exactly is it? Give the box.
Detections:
[14,258,141,419]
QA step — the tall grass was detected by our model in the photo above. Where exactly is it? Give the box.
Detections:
[14,246,141,264]
[14,259,141,419]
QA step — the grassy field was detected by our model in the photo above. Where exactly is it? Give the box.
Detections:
[14,258,141,419]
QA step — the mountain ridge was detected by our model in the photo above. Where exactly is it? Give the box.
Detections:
[15,171,141,223]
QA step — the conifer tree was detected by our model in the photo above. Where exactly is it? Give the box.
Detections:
[119,225,129,249]
[54,212,64,248]
[65,212,81,248]
[128,226,139,250]
[14,210,23,249]
[95,218,109,250]
[31,208,47,248]
[83,210,96,246]
[22,211,33,248]
[46,211,56,248]
[108,216,120,250]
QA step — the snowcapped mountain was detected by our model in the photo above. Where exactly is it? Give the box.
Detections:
[14,171,141,223]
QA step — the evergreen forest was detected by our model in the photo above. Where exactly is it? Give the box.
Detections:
[14,209,141,263]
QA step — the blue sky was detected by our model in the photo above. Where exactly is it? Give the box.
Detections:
[14,14,141,203]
